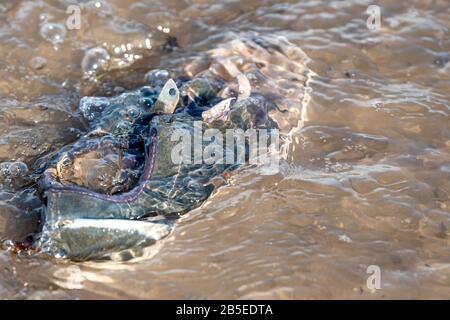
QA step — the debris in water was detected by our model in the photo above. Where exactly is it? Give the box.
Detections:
[30,57,47,70]
[154,79,180,113]
[338,234,353,243]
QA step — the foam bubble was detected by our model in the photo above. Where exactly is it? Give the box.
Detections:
[81,47,111,77]
[39,22,66,46]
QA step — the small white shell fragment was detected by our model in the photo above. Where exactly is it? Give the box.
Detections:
[237,73,251,100]
[338,234,352,243]
[154,79,180,114]
[218,58,251,101]
[202,97,235,123]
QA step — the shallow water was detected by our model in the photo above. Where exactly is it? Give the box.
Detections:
[1,0,450,299]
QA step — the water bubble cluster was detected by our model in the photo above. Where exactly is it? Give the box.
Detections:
[0,161,30,189]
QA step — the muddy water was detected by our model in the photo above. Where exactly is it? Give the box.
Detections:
[1,0,450,299]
